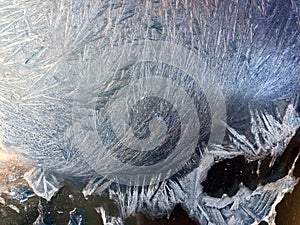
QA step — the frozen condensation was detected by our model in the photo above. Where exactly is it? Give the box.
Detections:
[0,0,299,224]
[97,207,123,225]
[24,168,61,201]
[68,208,86,225]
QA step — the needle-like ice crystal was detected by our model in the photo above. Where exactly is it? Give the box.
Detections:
[0,0,299,224]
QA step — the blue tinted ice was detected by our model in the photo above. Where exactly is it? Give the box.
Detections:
[0,0,299,224]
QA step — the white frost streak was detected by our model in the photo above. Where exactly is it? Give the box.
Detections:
[98,105,299,225]
[1,1,299,225]
[212,104,300,160]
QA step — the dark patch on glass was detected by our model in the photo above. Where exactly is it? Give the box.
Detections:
[202,128,300,198]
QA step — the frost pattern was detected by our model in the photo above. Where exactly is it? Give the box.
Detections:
[24,168,61,201]
[97,207,123,225]
[0,0,299,224]
[212,103,300,160]
[68,208,85,225]
[89,105,299,225]
[105,165,297,225]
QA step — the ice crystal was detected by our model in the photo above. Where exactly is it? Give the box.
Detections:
[0,0,299,224]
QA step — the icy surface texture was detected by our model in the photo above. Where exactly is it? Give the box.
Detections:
[106,113,299,224]
[97,207,123,225]
[67,208,86,225]
[33,201,52,225]
[24,168,61,201]
[212,104,300,161]
[110,166,297,225]
[0,0,299,224]
[10,185,35,203]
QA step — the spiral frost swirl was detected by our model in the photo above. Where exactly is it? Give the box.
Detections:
[72,41,226,186]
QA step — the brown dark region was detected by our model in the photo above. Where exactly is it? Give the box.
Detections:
[135,205,197,225]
